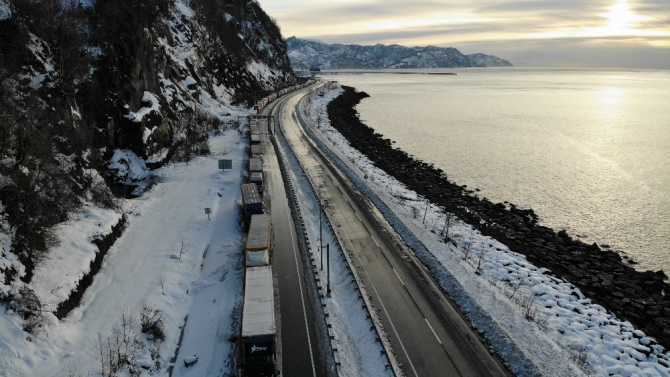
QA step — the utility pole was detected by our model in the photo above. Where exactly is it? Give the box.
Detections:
[320,187,323,270]
[326,244,331,297]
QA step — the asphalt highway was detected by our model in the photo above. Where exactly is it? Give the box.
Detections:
[259,92,326,377]
[277,89,511,377]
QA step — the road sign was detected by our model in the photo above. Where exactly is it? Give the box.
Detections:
[218,159,232,170]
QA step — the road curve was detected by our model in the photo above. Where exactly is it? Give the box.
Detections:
[260,92,326,377]
[278,88,511,377]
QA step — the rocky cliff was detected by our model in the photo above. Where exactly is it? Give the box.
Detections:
[286,36,513,69]
[0,0,295,298]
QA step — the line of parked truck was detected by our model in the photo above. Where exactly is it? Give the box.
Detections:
[240,112,276,376]
[241,81,316,375]
[252,81,312,114]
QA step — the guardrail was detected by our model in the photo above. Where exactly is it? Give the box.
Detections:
[270,93,338,377]
[280,89,402,377]
[296,90,541,377]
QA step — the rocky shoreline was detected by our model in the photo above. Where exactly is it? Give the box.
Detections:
[327,86,670,350]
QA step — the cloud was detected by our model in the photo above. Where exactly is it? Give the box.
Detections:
[258,0,670,68]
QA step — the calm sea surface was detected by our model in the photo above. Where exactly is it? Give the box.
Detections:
[330,68,670,274]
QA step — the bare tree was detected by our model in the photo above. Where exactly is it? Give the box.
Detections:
[140,303,165,342]
[441,213,452,240]
[460,233,473,261]
[411,206,420,219]
[61,360,85,377]
[179,236,189,262]
[158,275,165,295]
[508,272,528,300]
[475,249,487,275]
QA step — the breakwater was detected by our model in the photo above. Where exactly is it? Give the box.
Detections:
[327,86,670,350]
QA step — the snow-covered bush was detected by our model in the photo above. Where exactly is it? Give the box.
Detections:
[140,303,165,342]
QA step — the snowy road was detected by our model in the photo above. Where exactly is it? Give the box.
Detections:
[279,91,510,377]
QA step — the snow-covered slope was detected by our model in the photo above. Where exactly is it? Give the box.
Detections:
[0,0,297,374]
[287,37,513,69]
[0,0,296,322]
[0,130,248,376]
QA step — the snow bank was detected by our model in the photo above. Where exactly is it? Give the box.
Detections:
[108,148,151,187]
[29,205,123,312]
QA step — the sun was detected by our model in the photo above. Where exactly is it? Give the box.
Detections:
[602,0,647,34]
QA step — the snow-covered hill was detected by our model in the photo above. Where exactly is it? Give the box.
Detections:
[0,1,297,371]
[0,0,296,304]
[286,37,513,69]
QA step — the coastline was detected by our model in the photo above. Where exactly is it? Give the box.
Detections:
[327,85,670,349]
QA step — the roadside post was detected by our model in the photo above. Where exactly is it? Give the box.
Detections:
[319,187,324,270]
[326,244,331,297]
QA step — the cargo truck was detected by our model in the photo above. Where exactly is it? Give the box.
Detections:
[241,265,277,376]
[245,214,270,266]
[249,157,263,192]
[242,183,263,229]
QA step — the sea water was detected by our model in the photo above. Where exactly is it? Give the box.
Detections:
[330,68,670,274]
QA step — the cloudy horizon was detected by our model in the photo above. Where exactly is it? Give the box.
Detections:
[257,0,670,69]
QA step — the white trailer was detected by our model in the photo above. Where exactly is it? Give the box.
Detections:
[245,214,270,267]
[241,265,276,375]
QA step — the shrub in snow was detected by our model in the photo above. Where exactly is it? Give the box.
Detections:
[140,303,165,342]
[7,286,47,337]
[92,308,156,377]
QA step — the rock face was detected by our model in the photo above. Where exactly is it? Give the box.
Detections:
[327,86,670,350]
[0,0,296,286]
[286,37,513,70]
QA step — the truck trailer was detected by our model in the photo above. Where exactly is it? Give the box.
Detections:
[245,214,271,267]
[250,144,263,158]
[242,183,263,229]
[249,157,263,192]
[241,265,276,376]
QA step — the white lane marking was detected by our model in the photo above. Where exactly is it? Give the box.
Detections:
[341,226,419,377]
[393,268,405,286]
[355,212,362,221]
[425,318,442,345]
[283,105,318,377]
[371,235,380,248]
[284,91,416,376]
[343,196,349,203]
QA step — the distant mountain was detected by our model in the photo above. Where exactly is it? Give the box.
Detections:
[286,37,513,69]
[465,53,513,68]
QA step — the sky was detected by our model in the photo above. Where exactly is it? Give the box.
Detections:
[257,0,670,68]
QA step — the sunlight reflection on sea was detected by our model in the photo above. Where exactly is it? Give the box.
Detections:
[331,67,670,274]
